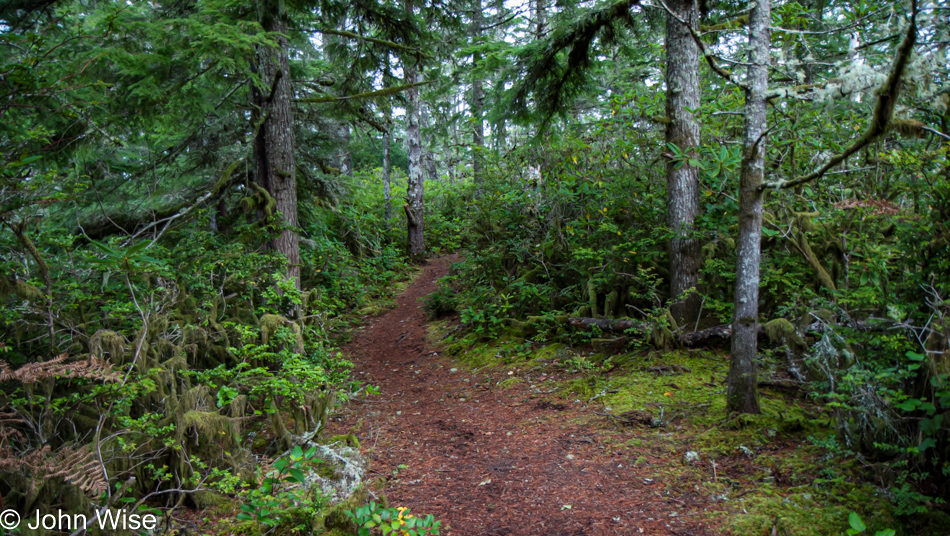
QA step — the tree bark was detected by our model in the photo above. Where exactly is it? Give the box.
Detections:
[420,103,438,182]
[534,0,546,38]
[383,54,393,222]
[727,0,770,415]
[404,61,425,260]
[338,124,352,175]
[471,0,485,190]
[383,130,393,220]
[252,2,300,288]
[664,0,702,325]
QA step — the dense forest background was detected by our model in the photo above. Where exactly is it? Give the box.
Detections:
[1,0,948,534]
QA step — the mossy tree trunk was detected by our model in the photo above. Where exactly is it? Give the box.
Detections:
[252,0,300,288]
[727,0,769,415]
[664,0,702,325]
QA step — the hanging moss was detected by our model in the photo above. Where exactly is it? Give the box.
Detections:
[260,313,286,346]
[797,230,837,291]
[259,314,304,353]
[90,330,126,361]
[0,279,44,301]
[178,411,240,445]
[764,318,797,345]
[239,183,278,218]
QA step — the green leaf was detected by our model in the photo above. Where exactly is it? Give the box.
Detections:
[235,513,254,521]
[126,240,150,254]
[290,445,304,459]
[894,399,919,411]
[849,512,866,532]
[287,468,306,483]
[135,254,165,265]
[272,458,289,471]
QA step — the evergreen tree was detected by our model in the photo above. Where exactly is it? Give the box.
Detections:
[664,0,702,325]
[252,0,301,288]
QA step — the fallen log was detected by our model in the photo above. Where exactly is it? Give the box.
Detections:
[568,317,648,334]
[568,316,900,349]
[678,324,736,346]
[568,317,738,347]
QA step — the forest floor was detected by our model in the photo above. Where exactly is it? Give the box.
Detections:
[329,256,724,536]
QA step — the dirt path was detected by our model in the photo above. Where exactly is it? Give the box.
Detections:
[331,256,715,536]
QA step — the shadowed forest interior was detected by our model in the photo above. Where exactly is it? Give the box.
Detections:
[1,0,949,534]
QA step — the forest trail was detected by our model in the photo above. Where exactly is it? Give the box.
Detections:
[331,256,718,536]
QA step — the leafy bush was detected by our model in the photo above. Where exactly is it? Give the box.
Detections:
[422,280,459,319]
[346,501,441,536]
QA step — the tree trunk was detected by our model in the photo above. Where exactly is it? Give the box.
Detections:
[727,0,770,415]
[471,0,485,190]
[405,62,425,260]
[420,103,438,182]
[252,2,299,288]
[664,0,702,325]
[383,54,393,222]
[383,130,392,221]
[338,124,352,175]
[534,0,546,38]
[450,98,460,185]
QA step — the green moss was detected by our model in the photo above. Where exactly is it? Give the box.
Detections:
[561,376,602,399]
[355,304,389,316]
[764,318,797,343]
[327,434,361,449]
[191,491,238,515]
[723,484,897,536]
[497,377,522,389]
[321,484,372,534]
[531,343,568,362]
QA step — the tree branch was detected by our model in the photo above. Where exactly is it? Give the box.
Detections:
[762,0,919,191]
[313,28,430,57]
[298,80,433,104]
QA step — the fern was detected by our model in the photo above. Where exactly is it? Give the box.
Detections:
[0,353,121,383]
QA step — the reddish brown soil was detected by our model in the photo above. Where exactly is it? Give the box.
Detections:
[331,256,718,536]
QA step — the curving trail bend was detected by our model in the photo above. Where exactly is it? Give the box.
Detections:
[331,255,715,536]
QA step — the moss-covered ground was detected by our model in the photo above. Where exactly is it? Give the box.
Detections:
[431,322,914,536]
